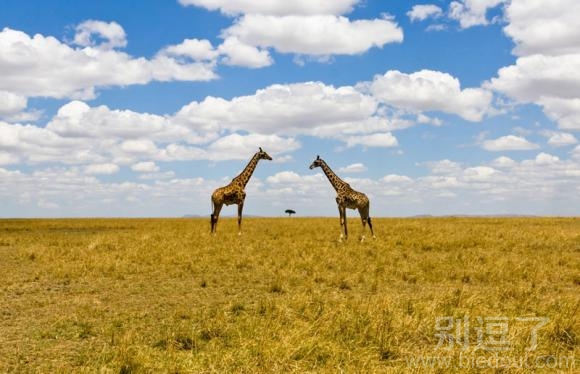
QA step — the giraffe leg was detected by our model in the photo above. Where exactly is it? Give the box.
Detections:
[337,203,346,242]
[368,216,376,239]
[211,202,223,235]
[358,207,367,242]
[342,205,348,241]
[237,201,244,235]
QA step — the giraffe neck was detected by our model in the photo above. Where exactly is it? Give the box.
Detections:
[233,153,260,188]
[320,161,348,192]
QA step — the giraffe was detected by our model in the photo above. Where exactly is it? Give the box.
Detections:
[309,155,375,242]
[210,147,272,235]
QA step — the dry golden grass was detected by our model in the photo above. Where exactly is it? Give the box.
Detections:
[0,217,578,372]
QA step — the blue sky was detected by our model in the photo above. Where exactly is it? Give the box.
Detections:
[1,0,580,217]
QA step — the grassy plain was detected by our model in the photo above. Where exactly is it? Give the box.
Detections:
[0,217,578,373]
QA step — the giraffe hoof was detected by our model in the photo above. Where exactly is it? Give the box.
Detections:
[360,236,366,242]
[372,235,377,240]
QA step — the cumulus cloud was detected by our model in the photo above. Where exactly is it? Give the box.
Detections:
[73,20,127,49]
[503,0,580,56]
[260,152,580,215]
[486,1,580,130]
[338,163,367,173]
[178,0,359,16]
[481,135,539,151]
[222,14,402,57]
[0,68,506,171]
[0,91,27,116]
[345,133,398,148]
[545,132,577,147]
[174,81,378,136]
[490,156,516,168]
[5,149,580,217]
[180,0,402,62]
[47,101,194,143]
[424,159,463,175]
[381,174,413,184]
[449,0,505,29]
[84,163,120,175]
[488,54,580,104]
[0,166,221,217]
[159,38,218,61]
[206,133,300,160]
[0,26,217,101]
[407,4,443,22]
[217,37,273,68]
[158,35,273,69]
[538,97,580,131]
[131,161,160,173]
[368,69,493,121]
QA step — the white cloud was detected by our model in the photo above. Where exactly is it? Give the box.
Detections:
[533,152,560,165]
[0,166,223,217]
[73,20,127,50]
[207,133,300,160]
[449,0,505,29]
[407,4,443,22]
[84,163,120,175]
[0,152,19,165]
[174,82,378,137]
[158,36,274,71]
[47,101,192,143]
[503,0,580,56]
[368,69,493,121]
[0,91,27,116]
[338,163,367,173]
[546,132,577,147]
[120,139,158,155]
[217,37,273,68]
[424,159,462,175]
[490,156,516,168]
[137,171,175,180]
[131,161,159,173]
[539,97,580,131]
[345,133,398,148]
[488,1,580,131]
[463,166,497,181]
[6,150,580,217]
[0,121,82,164]
[178,0,359,16]
[222,14,403,56]
[487,54,580,130]
[426,24,448,32]
[267,171,313,184]
[0,27,217,101]
[488,54,580,103]
[159,38,218,61]
[482,135,540,151]
[417,113,443,126]
[381,174,413,184]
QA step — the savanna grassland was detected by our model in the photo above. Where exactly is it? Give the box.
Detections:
[0,217,578,373]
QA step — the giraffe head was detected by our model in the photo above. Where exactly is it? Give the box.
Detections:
[309,155,323,170]
[257,147,273,161]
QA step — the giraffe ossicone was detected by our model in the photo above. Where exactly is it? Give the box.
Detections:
[309,155,376,242]
[210,147,272,235]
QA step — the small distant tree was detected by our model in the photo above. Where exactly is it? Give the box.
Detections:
[285,209,296,217]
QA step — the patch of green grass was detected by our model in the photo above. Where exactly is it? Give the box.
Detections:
[0,217,578,372]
